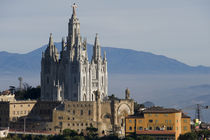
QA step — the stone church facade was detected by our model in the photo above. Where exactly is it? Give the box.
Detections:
[41,4,108,101]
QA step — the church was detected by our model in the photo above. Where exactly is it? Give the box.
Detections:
[41,4,108,101]
[7,4,134,137]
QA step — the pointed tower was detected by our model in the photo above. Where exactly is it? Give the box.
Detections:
[92,33,101,62]
[41,33,59,101]
[67,3,81,49]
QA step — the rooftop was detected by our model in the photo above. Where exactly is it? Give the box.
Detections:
[143,107,180,113]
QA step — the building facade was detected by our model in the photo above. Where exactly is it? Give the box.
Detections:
[0,90,15,102]
[41,4,108,101]
[0,100,36,128]
[125,107,191,140]
[8,91,134,137]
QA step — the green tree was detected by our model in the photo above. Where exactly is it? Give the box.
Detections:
[15,85,41,100]
[137,135,155,140]
[63,129,78,137]
[71,136,85,140]
[178,132,197,140]
[86,124,98,139]
[124,137,135,140]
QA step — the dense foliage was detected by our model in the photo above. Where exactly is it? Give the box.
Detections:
[178,130,210,140]
[3,128,155,140]
[15,85,41,100]
[3,129,210,140]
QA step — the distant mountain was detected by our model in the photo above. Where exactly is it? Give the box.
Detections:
[143,101,155,108]
[1,42,210,77]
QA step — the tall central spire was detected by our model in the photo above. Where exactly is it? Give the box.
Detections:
[68,3,80,49]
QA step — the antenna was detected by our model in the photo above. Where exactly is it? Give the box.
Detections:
[18,77,23,91]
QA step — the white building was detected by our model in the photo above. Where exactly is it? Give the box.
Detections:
[0,128,8,138]
[41,4,108,101]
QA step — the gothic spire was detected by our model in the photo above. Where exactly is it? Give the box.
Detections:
[92,33,101,62]
[103,51,107,61]
[49,33,54,47]
[62,37,65,51]
[67,3,80,49]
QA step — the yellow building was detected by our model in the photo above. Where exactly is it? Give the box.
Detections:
[0,100,36,128]
[125,107,191,140]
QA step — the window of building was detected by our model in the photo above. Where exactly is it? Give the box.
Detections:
[167,126,173,130]
[20,105,23,107]
[149,127,152,130]
[184,126,187,130]
[81,110,83,115]
[58,116,63,120]
[138,127,143,130]
[184,119,187,123]
[14,105,15,108]
[176,120,178,123]
[68,123,70,126]
[28,104,30,107]
[149,120,153,123]
[86,123,88,126]
[129,127,132,130]
[59,122,62,126]
[102,76,103,85]
[72,117,75,120]
[165,120,168,123]
[88,110,91,115]
[155,127,160,130]
[73,110,75,115]
[68,117,70,120]
[73,123,75,126]
[129,120,132,123]
[169,120,172,123]
[164,114,168,117]
[81,123,83,126]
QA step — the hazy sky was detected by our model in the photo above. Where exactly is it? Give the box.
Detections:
[0,0,210,66]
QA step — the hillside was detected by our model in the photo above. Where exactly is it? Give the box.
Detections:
[0,43,210,77]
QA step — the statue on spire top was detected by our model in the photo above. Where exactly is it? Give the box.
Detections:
[72,3,78,16]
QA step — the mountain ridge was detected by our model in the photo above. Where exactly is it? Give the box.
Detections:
[0,43,210,76]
